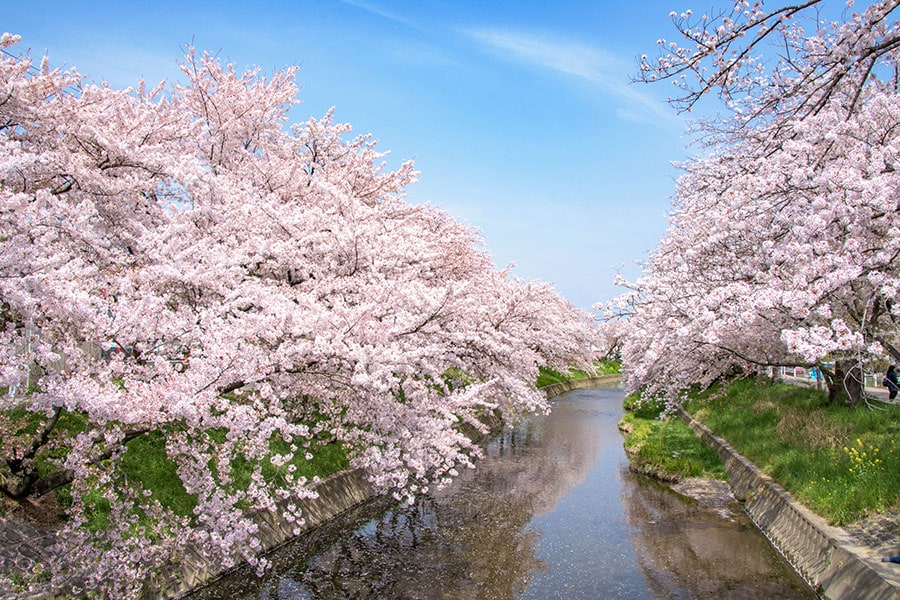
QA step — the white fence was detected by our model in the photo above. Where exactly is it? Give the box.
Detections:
[774,366,882,390]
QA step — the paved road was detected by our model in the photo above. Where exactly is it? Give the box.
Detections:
[780,375,898,405]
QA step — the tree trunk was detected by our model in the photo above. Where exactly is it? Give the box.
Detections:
[828,360,863,405]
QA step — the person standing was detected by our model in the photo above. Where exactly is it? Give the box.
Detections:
[885,365,899,400]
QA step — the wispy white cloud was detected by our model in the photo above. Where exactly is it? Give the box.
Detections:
[338,1,460,70]
[340,0,420,30]
[463,28,620,82]
[461,28,679,128]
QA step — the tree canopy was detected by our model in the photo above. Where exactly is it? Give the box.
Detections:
[0,34,597,597]
[603,1,900,404]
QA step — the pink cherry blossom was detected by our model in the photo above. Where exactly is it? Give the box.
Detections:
[605,1,899,406]
[0,36,598,598]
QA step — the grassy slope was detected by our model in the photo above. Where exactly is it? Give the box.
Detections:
[535,361,620,388]
[684,378,900,525]
[12,365,580,523]
[620,395,728,482]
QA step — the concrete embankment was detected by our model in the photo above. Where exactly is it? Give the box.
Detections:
[155,469,376,599]
[677,406,900,600]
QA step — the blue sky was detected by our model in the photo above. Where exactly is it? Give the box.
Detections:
[6,1,696,310]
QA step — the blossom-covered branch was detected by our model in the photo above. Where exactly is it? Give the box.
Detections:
[0,33,598,598]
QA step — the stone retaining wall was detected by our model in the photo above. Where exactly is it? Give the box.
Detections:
[677,406,900,600]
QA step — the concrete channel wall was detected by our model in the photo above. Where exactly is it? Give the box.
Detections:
[677,407,900,600]
[156,469,376,599]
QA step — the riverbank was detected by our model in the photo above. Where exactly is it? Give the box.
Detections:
[0,376,620,599]
[678,406,900,599]
[622,379,900,600]
[165,375,621,598]
[538,373,623,398]
[189,382,817,599]
[9,374,888,599]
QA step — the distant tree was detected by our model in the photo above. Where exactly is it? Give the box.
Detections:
[0,34,597,598]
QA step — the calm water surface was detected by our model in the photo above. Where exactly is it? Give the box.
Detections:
[192,386,816,599]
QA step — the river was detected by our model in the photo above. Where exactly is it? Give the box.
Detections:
[189,385,816,599]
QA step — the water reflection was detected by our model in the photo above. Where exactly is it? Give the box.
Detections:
[623,473,813,599]
[191,386,814,599]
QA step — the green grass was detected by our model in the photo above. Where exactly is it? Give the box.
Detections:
[535,361,620,387]
[620,394,727,481]
[1,403,349,531]
[121,431,198,518]
[118,429,349,521]
[684,378,900,525]
[12,363,617,528]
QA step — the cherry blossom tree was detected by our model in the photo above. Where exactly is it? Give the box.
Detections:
[638,0,899,122]
[603,1,900,405]
[608,90,900,402]
[0,34,597,598]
